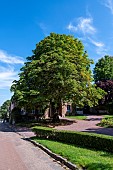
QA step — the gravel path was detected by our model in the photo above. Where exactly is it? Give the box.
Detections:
[0,123,66,170]
[55,115,113,136]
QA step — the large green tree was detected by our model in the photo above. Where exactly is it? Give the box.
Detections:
[93,55,113,82]
[11,33,105,116]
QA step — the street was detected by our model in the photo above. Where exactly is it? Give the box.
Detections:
[0,123,66,170]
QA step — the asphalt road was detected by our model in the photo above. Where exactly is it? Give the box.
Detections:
[0,123,66,170]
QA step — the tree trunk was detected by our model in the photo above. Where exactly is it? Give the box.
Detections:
[50,101,60,123]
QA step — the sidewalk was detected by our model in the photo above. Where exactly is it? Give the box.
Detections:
[8,124,36,138]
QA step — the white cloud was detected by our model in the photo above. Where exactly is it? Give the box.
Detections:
[0,66,18,89]
[67,23,77,32]
[103,0,113,14]
[67,17,96,35]
[88,38,104,47]
[66,16,108,59]
[0,50,24,64]
[88,37,107,57]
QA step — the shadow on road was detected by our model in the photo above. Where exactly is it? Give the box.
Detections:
[82,127,113,136]
[86,117,102,121]
[0,122,35,138]
[0,122,13,132]
[0,122,31,133]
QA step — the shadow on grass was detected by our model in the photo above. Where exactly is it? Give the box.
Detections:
[100,152,113,158]
[18,119,76,128]
[86,162,113,170]
[45,119,76,127]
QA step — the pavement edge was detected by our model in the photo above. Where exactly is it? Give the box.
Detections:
[6,123,79,170]
[26,138,79,170]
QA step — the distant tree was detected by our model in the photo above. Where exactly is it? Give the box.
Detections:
[93,55,113,82]
[11,33,105,118]
[0,100,10,120]
[96,80,113,104]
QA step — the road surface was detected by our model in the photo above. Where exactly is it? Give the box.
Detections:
[0,123,66,170]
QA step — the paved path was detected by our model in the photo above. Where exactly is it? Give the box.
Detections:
[0,123,66,170]
[11,115,113,137]
[55,115,113,136]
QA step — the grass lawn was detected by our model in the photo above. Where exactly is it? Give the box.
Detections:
[66,115,87,120]
[98,115,113,128]
[32,137,113,170]
[103,115,113,118]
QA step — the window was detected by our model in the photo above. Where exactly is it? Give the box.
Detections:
[76,107,83,114]
[67,105,71,112]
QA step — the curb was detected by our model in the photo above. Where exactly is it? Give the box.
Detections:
[26,138,79,170]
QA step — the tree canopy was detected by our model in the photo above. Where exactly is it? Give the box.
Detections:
[11,33,105,114]
[93,55,113,82]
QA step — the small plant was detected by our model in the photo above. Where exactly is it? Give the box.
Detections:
[98,116,113,128]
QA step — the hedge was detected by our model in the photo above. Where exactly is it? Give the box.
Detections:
[32,126,113,153]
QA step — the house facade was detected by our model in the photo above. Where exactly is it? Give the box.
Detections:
[9,100,74,122]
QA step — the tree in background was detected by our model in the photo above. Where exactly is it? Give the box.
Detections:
[93,55,113,82]
[94,56,113,113]
[11,33,105,118]
[96,80,113,103]
[0,100,10,121]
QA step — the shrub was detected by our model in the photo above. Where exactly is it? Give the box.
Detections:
[99,117,113,127]
[32,126,113,153]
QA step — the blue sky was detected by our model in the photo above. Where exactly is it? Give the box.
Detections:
[0,0,113,105]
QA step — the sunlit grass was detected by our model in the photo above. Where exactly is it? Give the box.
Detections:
[66,115,87,120]
[32,137,113,170]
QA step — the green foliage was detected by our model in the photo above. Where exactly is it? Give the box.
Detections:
[33,138,113,170]
[98,116,113,127]
[32,126,113,153]
[94,55,113,82]
[11,33,105,114]
[0,100,10,118]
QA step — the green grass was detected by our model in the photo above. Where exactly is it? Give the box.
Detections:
[103,115,113,118]
[98,115,113,128]
[66,115,87,120]
[32,137,113,170]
